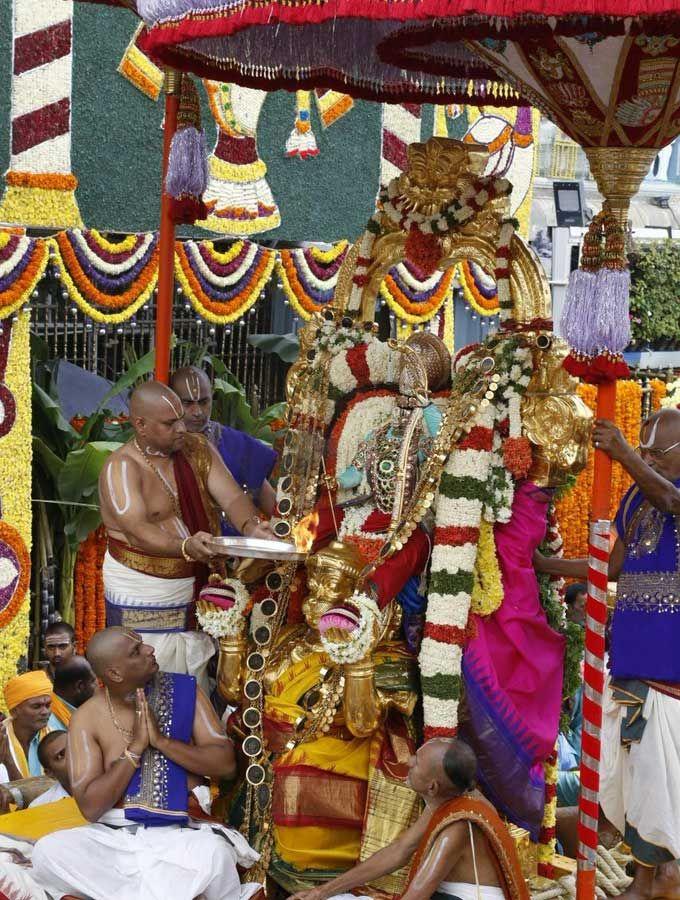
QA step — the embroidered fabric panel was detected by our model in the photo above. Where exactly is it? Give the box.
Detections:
[104,600,189,633]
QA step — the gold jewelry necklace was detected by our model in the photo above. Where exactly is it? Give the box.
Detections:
[105,687,134,740]
[133,438,182,518]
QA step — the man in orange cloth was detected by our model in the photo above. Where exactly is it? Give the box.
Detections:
[288,739,528,900]
[99,380,274,690]
[0,671,54,782]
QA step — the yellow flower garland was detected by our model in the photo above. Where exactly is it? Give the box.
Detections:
[0,311,32,706]
[49,238,158,325]
[470,519,503,616]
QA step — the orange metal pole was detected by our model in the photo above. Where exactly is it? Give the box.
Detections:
[155,69,181,383]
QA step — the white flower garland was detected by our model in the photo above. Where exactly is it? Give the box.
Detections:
[0,237,30,279]
[186,240,259,287]
[196,578,250,638]
[71,231,155,275]
[320,591,381,665]
[295,247,341,292]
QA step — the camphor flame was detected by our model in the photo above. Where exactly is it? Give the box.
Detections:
[292,511,319,553]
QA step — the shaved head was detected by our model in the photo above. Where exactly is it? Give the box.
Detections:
[129,380,183,420]
[171,366,211,399]
[129,380,186,454]
[406,738,477,801]
[86,627,139,679]
[639,407,680,480]
[86,627,159,691]
[170,366,213,433]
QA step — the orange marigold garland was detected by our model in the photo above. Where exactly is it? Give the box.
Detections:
[555,380,642,559]
[74,527,107,651]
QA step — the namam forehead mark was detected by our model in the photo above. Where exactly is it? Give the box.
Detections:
[45,635,72,647]
[182,371,202,402]
[161,393,184,420]
[106,458,131,516]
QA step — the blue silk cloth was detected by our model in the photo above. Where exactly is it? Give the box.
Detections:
[124,672,196,826]
[207,422,277,536]
[612,479,680,682]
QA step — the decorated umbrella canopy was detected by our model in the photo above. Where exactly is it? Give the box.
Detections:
[81,2,680,896]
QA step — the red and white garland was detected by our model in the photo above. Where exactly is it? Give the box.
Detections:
[420,337,533,739]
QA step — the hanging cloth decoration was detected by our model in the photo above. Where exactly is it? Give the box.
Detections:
[560,209,630,384]
[284,91,319,159]
[164,74,213,225]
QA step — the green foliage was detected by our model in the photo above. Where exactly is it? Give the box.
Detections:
[536,567,584,734]
[247,332,300,363]
[629,241,680,346]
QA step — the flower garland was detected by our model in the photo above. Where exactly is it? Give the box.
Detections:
[50,230,159,324]
[349,173,514,318]
[555,380,648,559]
[0,312,32,705]
[74,526,107,652]
[319,591,381,665]
[379,261,456,325]
[421,335,533,739]
[456,259,499,317]
[175,239,276,324]
[196,578,251,637]
[277,242,349,319]
[469,519,503,617]
[0,231,49,320]
[538,749,559,878]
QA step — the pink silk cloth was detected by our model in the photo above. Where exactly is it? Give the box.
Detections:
[462,482,565,836]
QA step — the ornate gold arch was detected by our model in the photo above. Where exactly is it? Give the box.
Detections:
[334,138,550,324]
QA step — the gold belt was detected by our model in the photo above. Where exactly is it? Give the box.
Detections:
[108,538,196,579]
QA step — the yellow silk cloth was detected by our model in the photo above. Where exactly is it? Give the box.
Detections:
[5,722,48,779]
[50,694,72,729]
[266,649,372,871]
[0,797,86,840]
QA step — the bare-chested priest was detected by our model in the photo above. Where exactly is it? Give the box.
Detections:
[32,627,260,900]
[99,380,273,690]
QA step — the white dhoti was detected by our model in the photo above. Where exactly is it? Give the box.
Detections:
[103,552,215,694]
[32,810,261,900]
[601,677,680,864]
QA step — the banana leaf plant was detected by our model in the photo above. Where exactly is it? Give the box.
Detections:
[31,340,153,624]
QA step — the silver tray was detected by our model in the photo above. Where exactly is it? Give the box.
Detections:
[207,536,306,561]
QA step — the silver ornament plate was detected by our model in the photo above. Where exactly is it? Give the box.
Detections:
[207,536,306,561]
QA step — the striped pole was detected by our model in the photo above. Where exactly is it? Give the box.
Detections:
[577,380,616,900]
[0,0,81,226]
[378,102,422,193]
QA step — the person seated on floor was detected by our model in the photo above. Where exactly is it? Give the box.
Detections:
[32,626,260,900]
[29,732,71,808]
[289,738,528,900]
[43,622,77,682]
[0,671,54,783]
[171,365,277,529]
[50,655,97,730]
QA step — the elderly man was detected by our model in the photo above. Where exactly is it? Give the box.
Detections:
[535,407,680,900]
[43,622,76,681]
[170,365,277,529]
[50,656,97,730]
[290,739,527,900]
[0,671,54,782]
[32,626,259,900]
[99,380,274,689]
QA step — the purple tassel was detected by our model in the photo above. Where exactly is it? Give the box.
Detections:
[591,267,631,354]
[560,267,630,356]
[560,268,598,355]
[165,127,208,200]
